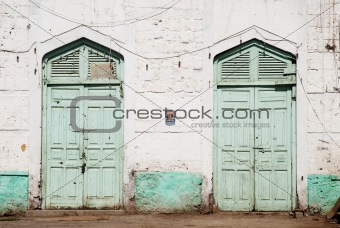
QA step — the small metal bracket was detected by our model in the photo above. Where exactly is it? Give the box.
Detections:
[120,81,124,98]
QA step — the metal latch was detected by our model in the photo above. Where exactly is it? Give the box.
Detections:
[82,152,87,160]
[253,147,265,153]
[81,163,86,174]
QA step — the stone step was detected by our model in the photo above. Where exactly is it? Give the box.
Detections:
[25,210,129,217]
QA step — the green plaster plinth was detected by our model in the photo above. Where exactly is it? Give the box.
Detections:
[308,174,340,214]
[0,171,28,214]
[135,172,202,212]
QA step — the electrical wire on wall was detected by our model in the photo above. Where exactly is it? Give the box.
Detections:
[109,25,299,62]
[29,0,183,28]
[0,42,36,53]
[28,0,299,61]
[298,70,340,148]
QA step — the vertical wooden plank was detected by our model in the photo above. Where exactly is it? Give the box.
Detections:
[250,47,259,82]
[291,85,297,210]
[79,45,88,81]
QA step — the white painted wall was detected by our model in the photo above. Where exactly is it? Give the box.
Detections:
[0,0,339,211]
[0,0,30,171]
[306,1,340,176]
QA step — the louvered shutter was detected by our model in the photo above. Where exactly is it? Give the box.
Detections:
[50,50,80,78]
[216,40,295,84]
[46,41,122,83]
[220,52,250,80]
[258,51,288,79]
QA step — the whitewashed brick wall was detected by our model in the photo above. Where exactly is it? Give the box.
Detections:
[306,0,340,174]
[0,0,339,210]
[0,1,29,171]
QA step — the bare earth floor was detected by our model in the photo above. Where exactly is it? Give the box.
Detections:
[0,213,339,228]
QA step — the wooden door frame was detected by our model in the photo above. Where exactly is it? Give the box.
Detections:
[41,38,124,209]
[212,39,297,211]
[213,84,296,211]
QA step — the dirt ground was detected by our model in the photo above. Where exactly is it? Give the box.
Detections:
[0,213,339,228]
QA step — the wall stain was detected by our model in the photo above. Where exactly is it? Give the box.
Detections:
[21,144,27,152]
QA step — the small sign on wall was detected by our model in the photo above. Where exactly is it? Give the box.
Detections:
[165,109,175,126]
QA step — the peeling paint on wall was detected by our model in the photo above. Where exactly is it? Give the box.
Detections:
[135,172,202,212]
[0,171,28,215]
[308,174,340,214]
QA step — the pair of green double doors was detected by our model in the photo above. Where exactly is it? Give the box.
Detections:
[44,84,122,209]
[215,86,294,211]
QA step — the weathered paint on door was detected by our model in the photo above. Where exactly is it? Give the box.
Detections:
[214,39,296,211]
[43,39,123,209]
[45,85,122,209]
[216,87,255,211]
[215,86,293,211]
[254,87,292,211]
[45,86,84,208]
[83,85,122,208]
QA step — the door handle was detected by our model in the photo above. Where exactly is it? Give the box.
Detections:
[81,163,86,174]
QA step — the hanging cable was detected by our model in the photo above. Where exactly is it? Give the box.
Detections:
[29,0,182,28]
[0,42,36,53]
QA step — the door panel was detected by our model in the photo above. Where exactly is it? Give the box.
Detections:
[216,86,292,211]
[217,87,255,211]
[46,86,83,208]
[83,85,122,208]
[254,87,292,211]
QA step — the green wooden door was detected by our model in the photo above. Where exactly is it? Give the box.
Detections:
[43,39,124,209]
[215,86,293,211]
[45,85,122,208]
[214,39,296,211]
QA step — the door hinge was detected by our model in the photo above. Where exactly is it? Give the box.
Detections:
[120,81,124,98]
[292,86,296,101]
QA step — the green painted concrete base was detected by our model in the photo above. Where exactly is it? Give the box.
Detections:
[135,172,202,212]
[0,171,28,215]
[308,174,340,214]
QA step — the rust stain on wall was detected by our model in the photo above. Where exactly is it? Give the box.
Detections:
[21,144,27,152]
